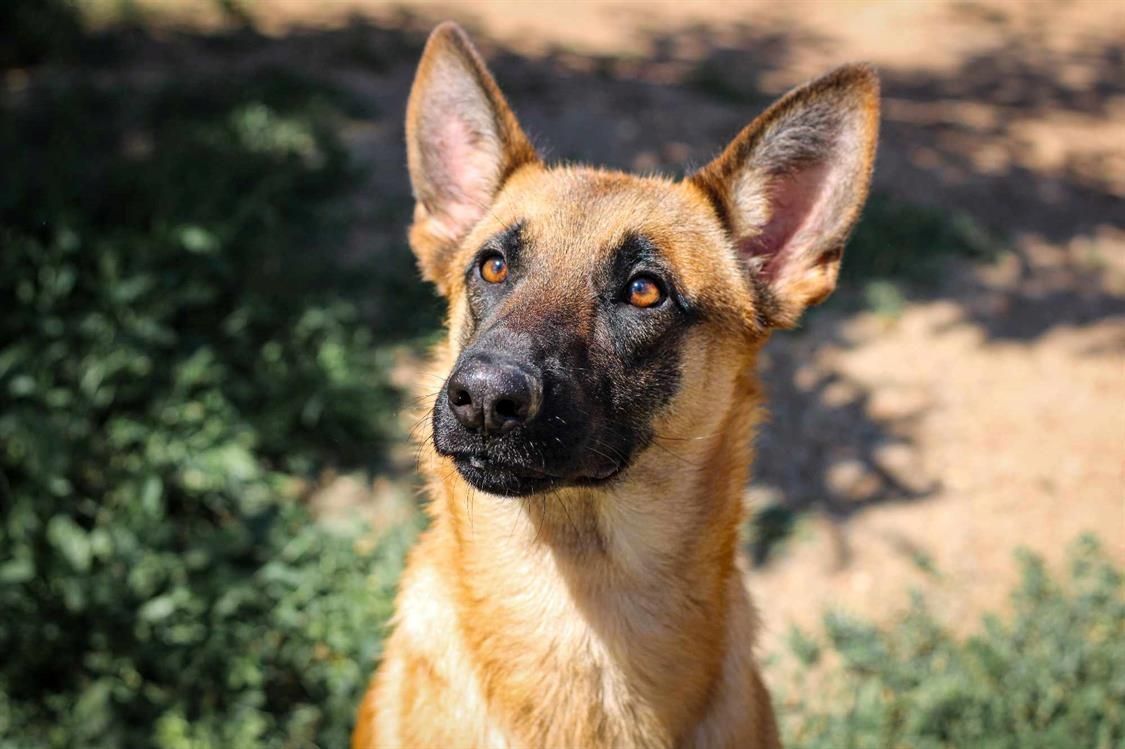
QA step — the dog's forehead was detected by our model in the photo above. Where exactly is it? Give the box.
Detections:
[489,167,727,271]
[457,165,757,331]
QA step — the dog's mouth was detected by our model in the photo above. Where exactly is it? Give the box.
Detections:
[450,452,622,497]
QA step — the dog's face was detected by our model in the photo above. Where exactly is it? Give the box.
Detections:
[406,23,879,497]
[430,170,751,496]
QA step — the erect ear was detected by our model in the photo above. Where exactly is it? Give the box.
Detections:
[405,22,538,293]
[690,64,879,328]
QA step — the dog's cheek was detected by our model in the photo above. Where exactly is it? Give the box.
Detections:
[445,291,477,354]
[607,326,686,449]
[430,392,456,454]
[655,331,738,445]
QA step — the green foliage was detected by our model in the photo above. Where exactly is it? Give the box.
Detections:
[845,194,998,286]
[812,193,1002,317]
[0,66,418,747]
[782,536,1125,749]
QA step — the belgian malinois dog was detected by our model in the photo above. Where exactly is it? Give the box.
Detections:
[354,21,879,749]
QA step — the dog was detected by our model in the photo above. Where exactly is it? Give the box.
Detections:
[353,21,879,749]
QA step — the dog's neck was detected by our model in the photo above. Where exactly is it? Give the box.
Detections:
[421,359,763,744]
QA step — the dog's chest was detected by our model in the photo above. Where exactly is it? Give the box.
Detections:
[457,554,692,747]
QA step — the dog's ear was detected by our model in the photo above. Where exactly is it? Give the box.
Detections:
[406,22,538,293]
[690,64,879,328]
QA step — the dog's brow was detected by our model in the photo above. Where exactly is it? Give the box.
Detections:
[469,221,525,275]
[485,220,524,254]
[612,232,661,269]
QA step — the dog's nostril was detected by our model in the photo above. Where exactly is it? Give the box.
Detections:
[493,398,520,420]
[451,388,472,407]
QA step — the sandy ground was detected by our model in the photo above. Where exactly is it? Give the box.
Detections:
[95,0,1124,658]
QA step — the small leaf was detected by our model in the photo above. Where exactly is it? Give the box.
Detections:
[47,516,92,572]
[139,594,177,623]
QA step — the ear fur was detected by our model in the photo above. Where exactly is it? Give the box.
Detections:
[405,22,538,293]
[690,64,880,328]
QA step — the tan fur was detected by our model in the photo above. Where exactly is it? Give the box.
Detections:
[354,22,879,749]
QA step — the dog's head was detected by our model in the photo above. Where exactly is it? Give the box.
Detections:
[407,23,879,497]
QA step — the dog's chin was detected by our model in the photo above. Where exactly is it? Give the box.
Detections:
[451,454,622,498]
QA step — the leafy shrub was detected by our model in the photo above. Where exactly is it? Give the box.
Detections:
[844,194,998,287]
[0,68,418,747]
[781,535,1125,749]
[799,193,1002,318]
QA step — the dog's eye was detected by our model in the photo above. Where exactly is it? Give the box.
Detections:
[479,253,508,284]
[626,276,664,308]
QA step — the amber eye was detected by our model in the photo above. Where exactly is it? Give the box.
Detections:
[480,254,508,284]
[626,276,664,308]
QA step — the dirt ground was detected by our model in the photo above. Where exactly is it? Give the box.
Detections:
[105,0,1124,658]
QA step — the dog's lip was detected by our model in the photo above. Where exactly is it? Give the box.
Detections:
[467,454,550,478]
[452,453,621,483]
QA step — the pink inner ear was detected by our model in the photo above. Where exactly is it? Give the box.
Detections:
[738,162,830,283]
[428,115,498,238]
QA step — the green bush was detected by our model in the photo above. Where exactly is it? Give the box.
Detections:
[0,70,419,747]
[803,193,1002,318]
[844,194,997,287]
[782,535,1125,749]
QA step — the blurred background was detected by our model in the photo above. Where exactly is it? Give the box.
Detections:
[1,1,1122,747]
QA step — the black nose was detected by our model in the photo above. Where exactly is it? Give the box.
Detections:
[446,356,542,434]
